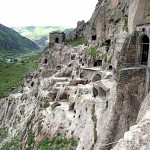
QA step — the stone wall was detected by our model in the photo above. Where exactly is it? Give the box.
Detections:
[116,67,146,128]
[83,0,129,46]
[103,67,147,148]
[128,0,150,33]
[117,67,146,87]
[126,32,137,63]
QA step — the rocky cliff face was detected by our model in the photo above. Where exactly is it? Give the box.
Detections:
[112,93,150,150]
[1,0,150,150]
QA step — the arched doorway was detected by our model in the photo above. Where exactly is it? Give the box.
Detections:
[92,35,97,40]
[55,37,59,43]
[94,62,97,66]
[44,59,47,64]
[97,60,102,66]
[140,35,149,65]
[108,65,113,70]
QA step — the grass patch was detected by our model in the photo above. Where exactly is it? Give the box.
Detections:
[85,47,99,57]
[25,130,35,150]
[0,51,41,99]
[68,38,87,46]
[85,47,108,61]
[43,102,50,109]
[116,68,124,81]
[0,135,20,150]
[36,134,77,150]
[0,128,8,142]
[122,16,128,32]
[0,62,28,98]
[0,132,77,150]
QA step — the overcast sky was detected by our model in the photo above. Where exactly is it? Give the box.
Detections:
[0,0,98,27]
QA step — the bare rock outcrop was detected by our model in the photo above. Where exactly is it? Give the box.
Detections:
[112,110,150,150]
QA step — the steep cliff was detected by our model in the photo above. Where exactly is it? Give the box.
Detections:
[0,0,150,150]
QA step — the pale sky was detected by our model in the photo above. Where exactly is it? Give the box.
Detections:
[0,0,98,28]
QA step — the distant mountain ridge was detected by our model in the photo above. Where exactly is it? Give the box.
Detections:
[0,23,39,57]
[12,26,74,48]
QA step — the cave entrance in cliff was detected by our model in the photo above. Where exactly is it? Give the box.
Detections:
[108,65,113,70]
[93,87,98,98]
[94,60,102,67]
[60,91,69,101]
[94,62,97,66]
[55,37,59,43]
[140,35,149,65]
[105,39,111,52]
[44,59,47,64]
[92,35,97,40]
[71,54,76,60]
[97,60,102,66]
[56,65,61,70]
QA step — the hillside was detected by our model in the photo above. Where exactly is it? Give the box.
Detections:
[0,24,39,57]
[13,26,74,48]
[0,51,41,98]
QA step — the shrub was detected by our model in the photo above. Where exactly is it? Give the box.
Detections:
[122,16,128,32]
[25,130,35,150]
[85,47,99,58]
[68,38,87,46]
[36,134,77,150]
[85,47,108,61]
[0,128,8,142]
[43,102,50,109]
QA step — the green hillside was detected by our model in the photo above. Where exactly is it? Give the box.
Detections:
[13,26,74,48]
[0,24,39,57]
[0,51,41,98]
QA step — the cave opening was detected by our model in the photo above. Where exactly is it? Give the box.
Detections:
[140,35,149,65]
[55,37,59,43]
[92,35,97,41]
[93,87,98,98]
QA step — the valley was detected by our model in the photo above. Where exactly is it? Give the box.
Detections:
[13,26,74,48]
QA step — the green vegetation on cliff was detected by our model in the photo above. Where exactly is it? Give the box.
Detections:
[68,38,87,46]
[0,62,28,98]
[36,135,77,150]
[1,133,77,150]
[0,135,20,150]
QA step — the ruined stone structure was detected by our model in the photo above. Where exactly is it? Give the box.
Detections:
[49,32,65,45]
[1,0,150,150]
[66,20,85,41]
